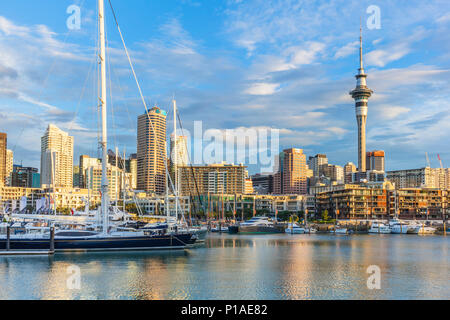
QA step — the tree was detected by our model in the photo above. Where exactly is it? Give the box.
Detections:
[322,209,329,222]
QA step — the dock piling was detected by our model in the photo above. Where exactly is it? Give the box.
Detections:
[49,227,55,253]
[6,225,10,251]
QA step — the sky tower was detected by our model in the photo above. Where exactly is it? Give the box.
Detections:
[350,26,373,173]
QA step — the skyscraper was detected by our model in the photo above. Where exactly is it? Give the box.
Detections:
[281,148,307,195]
[170,134,189,167]
[307,154,328,177]
[40,124,74,188]
[344,162,357,184]
[137,106,167,194]
[350,27,373,173]
[366,150,385,172]
[0,133,6,187]
[5,149,13,186]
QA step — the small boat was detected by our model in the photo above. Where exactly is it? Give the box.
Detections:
[369,222,391,234]
[417,225,436,235]
[389,218,420,234]
[285,223,306,234]
[306,227,317,234]
[210,225,228,233]
[237,216,285,234]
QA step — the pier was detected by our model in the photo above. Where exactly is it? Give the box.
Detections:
[0,226,55,256]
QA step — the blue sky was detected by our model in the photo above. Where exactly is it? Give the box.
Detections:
[0,0,449,174]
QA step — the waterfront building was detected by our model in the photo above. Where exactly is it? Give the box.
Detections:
[366,150,385,172]
[128,193,190,216]
[387,167,450,189]
[389,188,448,220]
[40,124,74,188]
[5,149,13,186]
[0,186,41,212]
[194,193,315,216]
[349,28,373,173]
[315,182,449,220]
[316,183,392,220]
[344,162,357,184]
[177,163,246,196]
[251,173,274,194]
[0,133,6,187]
[281,148,308,195]
[137,106,167,194]
[307,154,328,177]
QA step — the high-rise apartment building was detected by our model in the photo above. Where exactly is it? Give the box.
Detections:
[79,155,100,188]
[366,150,385,172]
[281,148,308,195]
[0,133,6,187]
[126,153,137,190]
[344,162,357,184]
[319,164,344,184]
[11,165,39,188]
[137,106,167,194]
[170,134,189,167]
[307,154,328,177]
[251,173,274,195]
[177,163,246,195]
[40,125,74,188]
[273,152,285,194]
[387,167,450,189]
[5,149,13,186]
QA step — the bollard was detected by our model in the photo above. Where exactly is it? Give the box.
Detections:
[6,225,10,251]
[50,227,55,252]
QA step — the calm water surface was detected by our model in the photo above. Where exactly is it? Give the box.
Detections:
[0,234,448,300]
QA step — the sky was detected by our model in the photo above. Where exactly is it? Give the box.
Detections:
[0,0,449,174]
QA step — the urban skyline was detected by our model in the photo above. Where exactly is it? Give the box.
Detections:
[0,1,449,174]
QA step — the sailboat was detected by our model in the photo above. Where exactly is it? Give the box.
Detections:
[0,0,196,252]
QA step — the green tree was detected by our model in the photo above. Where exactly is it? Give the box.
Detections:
[322,209,329,222]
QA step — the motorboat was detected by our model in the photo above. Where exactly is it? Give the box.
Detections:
[389,218,420,234]
[236,216,285,234]
[369,222,391,234]
[285,223,306,234]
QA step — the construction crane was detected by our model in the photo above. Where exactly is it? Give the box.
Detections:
[425,152,431,168]
[437,154,444,169]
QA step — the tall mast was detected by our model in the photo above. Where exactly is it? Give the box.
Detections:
[99,0,109,234]
[173,99,178,221]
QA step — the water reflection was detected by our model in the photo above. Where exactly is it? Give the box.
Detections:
[0,234,448,300]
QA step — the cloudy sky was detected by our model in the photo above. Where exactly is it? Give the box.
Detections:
[0,0,449,174]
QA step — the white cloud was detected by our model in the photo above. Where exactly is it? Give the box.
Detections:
[334,41,359,59]
[365,43,411,67]
[244,82,280,95]
[376,105,411,120]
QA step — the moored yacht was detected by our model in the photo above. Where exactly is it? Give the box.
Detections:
[368,221,391,234]
[235,216,285,234]
[285,223,306,234]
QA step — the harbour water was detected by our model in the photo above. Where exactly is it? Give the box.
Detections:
[0,234,448,300]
